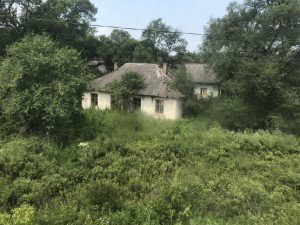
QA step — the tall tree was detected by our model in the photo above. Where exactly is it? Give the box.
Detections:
[0,0,21,56]
[201,0,300,132]
[171,66,195,99]
[0,0,98,59]
[142,18,187,64]
[97,30,138,70]
[132,41,156,63]
[0,35,91,136]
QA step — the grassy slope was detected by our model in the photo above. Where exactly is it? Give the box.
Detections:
[0,110,299,224]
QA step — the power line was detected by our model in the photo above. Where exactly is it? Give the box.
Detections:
[92,24,204,36]
[0,14,205,36]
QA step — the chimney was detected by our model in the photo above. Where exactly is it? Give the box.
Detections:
[163,63,168,74]
[113,62,118,71]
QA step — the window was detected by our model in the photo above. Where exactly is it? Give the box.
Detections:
[200,88,208,96]
[218,89,222,96]
[155,99,164,114]
[91,93,98,106]
[133,97,141,110]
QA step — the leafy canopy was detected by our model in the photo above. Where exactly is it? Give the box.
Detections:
[171,65,195,99]
[0,35,91,136]
[96,30,138,71]
[0,0,98,59]
[141,18,187,64]
[201,0,300,132]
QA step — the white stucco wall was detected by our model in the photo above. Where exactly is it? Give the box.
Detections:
[194,84,220,98]
[82,92,183,120]
[82,92,90,109]
[141,96,182,120]
[82,92,111,110]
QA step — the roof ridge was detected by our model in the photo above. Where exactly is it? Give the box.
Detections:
[124,62,158,66]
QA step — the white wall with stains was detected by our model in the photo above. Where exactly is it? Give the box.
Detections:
[194,84,220,98]
[82,92,111,110]
[82,92,182,120]
[141,96,182,120]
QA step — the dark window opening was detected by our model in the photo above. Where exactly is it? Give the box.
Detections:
[200,88,208,96]
[218,89,222,96]
[133,97,141,110]
[155,99,164,114]
[91,93,98,106]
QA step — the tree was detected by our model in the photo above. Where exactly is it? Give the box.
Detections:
[108,72,144,111]
[132,41,155,63]
[0,0,98,59]
[142,18,187,64]
[171,66,195,99]
[0,35,91,136]
[201,0,300,132]
[96,30,138,71]
[0,0,21,56]
[0,204,36,225]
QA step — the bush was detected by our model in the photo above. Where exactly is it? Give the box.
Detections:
[0,112,299,224]
[0,35,91,138]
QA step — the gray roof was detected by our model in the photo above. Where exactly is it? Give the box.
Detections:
[89,63,184,99]
[185,64,217,84]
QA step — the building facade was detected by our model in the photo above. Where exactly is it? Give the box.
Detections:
[185,64,221,97]
[82,63,184,120]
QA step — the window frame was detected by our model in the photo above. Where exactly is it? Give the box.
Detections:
[218,89,222,96]
[200,88,208,96]
[133,96,141,110]
[91,93,98,106]
[155,99,164,114]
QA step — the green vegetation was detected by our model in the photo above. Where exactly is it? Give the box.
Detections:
[0,110,299,225]
[171,66,195,100]
[0,1,191,64]
[141,18,187,64]
[96,30,139,70]
[0,1,299,224]
[0,35,91,138]
[96,18,190,70]
[0,0,98,59]
[201,0,300,135]
[108,72,145,111]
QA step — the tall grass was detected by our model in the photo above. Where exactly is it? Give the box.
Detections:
[0,110,299,224]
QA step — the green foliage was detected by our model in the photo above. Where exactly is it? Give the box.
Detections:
[96,30,138,70]
[210,97,265,130]
[0,35,91,138]
[0,0,98,59]
[183,97,214,117]
[142,18,187,64]
[0,111,299,224]
[108,72,144,111]
[0,0,20,57]
[96,19,191,67]
[170,65,195,99]
[0,204,36,225]
[201,0,300,134]
[132,42,156,63]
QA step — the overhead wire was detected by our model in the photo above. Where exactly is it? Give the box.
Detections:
[0,14,205,36]
[1,14,299,59]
